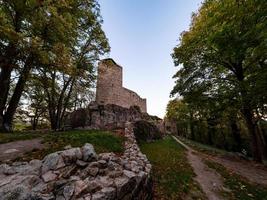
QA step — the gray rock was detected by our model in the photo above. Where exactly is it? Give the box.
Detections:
[56,155,66,169]
[56,195,65,200]
[123,170,136,179]
[91,192,106,200]
[114,176,136,199]
[86,179,102,193]
[42,171,58,183]
[32,182,48,193]
[29,159,42,169]
[74,180,88,196]
[76,160,88,167]
[87,167,99,177]
[96,176,114,188]
[101,187,116,199]
[63,184,75,200]
[12,162,28,166]
[99,153,115,161]
[97,160,107,168]
[84,194,92,200]
[59,165,76,179]
[0,185,30,200]
[88,161,99,168]
[108,170,123,178]
[37,193,55,200]
[69,175,80,181]
[0,164,16,175]
[82,143,97,162]
[42,152,61,173]
[11,162,41,176]
[0,124,153,200]
[61,148,82,164]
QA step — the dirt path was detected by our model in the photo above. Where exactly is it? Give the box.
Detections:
[206,154,267,186]
[0,139,44,162]
[172,136,225,200]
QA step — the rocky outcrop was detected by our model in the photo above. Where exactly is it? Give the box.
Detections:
[0,123,152,200]
[133,120,162,142]
[67,102,163,134]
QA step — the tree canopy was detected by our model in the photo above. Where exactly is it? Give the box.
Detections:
[0,0,110,131]
[171,0,267,162]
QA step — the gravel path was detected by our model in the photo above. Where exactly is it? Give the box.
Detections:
[0,139,44,162]
[172,136,225,200]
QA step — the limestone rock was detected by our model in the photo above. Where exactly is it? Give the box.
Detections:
[86,179,102,193]
[42,171,58,183]
[82,143,97,162]
[61,147,82,164]
[76,160,88,167]
[42,152,62,173]
[114,176,135,199]
[0,186,30,200]
[0,123,152,200]
[74,180,88,196]
[87,167,99,177]
[63,184,75,200]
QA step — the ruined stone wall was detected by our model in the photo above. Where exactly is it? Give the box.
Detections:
[0,124,153,200]
[96,59,147,113]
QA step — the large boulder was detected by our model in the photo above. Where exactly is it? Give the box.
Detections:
[82,143,97,162]
[70,108,88,129]
[133,120,162,142]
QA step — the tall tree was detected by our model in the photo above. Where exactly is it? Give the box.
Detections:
[0,0,109,132]
[171,0,267,162]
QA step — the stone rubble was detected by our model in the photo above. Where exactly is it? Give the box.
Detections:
[0,123,152,200]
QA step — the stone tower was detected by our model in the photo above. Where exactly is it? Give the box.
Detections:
[96,58,147,113]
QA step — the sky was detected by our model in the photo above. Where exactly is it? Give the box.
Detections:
[98,0,203,118]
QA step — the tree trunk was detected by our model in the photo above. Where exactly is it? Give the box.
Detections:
[230,118,242,152]
[2,57,33,132]
[260,123,267,157]
[0,67,13,132]
[242,108,263,162]
[256,123,267,160]
[234,63,264,162]
[207,118,215,145]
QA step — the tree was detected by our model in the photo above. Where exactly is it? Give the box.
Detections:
[0,0,109,132]
[171,0,267,162]
[37,0,109,130]
[23,76,47,130]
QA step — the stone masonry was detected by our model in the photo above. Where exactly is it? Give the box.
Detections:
[96,59,147,113]
[0,123,152,200]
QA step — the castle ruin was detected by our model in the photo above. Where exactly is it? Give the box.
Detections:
[96,58,147,113]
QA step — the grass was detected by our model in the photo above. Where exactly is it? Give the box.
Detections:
[178,136,231,156]
[179,136,267,165]
[0,132,41,144]
[140,136,206,200]
[205,159,267,200]
[0,130,124,162]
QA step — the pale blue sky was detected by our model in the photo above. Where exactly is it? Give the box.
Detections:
[98,0,202,118]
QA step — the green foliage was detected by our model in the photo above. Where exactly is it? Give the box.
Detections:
[0,0,110,131]
[0,130,124,162]
[140,137,206,200]
[0,132,40,144]
[166,99,190,122]
[205,160,267,200]
[42,130,124,155]
[171,0,267,161]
